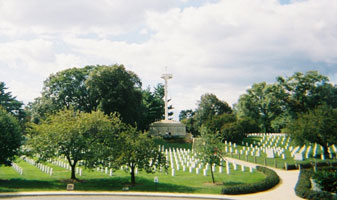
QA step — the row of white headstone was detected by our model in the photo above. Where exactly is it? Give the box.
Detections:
[249,134,337,161]
[96,166,115,176]
[161,146,255,177]
[11,162,23,175]
[22,157,53,176]
[225,140,287,160]
[51,159,82,176]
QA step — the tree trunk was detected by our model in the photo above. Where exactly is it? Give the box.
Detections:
[322,144,329,158]
[66,156,78,180]
[130,165,136,185]
[210,165,215,184]
[71,164,77,180]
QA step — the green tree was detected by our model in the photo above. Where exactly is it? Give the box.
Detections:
[286,105,337,157]
[29,65,146,128]
[0,82,25,121]
[236,82,285,133]
[28,66,96,123]
[0,107,23,166]
[184,93,232,136]
[28,109,122,180]
[195,126,225,183]
[86,65,143,126]
[114,126,167,185]
[277,71,337,117]
[195,93,232,124]
[138,84,164,130]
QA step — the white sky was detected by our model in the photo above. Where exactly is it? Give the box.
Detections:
[1,0,337,119]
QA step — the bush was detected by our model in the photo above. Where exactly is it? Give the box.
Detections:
[295,168,337,200]
[312,167,337,193]
[221,166,280,194]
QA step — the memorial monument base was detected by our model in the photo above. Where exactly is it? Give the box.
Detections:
[149,120,186,138]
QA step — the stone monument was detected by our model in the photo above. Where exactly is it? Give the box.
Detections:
[149,71,186,138]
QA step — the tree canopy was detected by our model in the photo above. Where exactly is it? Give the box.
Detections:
[0,107,23,166]
[180,93,233,136]
[28,108,122,180]
[236,71,337,133]
[114,125,167,185]
[28,65,163,130]
[0,82,25,122]
[286,104,337,157]
[194,126,225,183]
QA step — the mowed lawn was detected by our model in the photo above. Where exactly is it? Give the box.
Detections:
[0,158,266,194]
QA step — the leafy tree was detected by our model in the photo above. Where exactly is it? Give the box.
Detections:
[182,93,232,136]
[286,105,337,157]
[138,84,164,130]
[29,65,145,128]
[28,66,96,123]
[195,126,225,183]
[236,82,285,133]
[0,107,23,166]
[86,65,143,126]
[194,93,232,125]
[114,126,167,185]
[28,109,122,180]
[180,109,198,136]
[220,121,246,143]
[237,116,260,134]
[277,71,337,117]
[179,109,194,121]
[0,82,25,121]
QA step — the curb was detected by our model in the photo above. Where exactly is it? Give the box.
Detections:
[0,191,236,200]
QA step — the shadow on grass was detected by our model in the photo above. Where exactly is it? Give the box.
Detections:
[223,181,242,186]
[75,176,196,193]
[0,179,66,192]
[0,177,196,193]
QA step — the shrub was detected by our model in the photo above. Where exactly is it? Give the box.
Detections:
[295,168,337,200]
[221,166,279,194]
[313,167,337,193]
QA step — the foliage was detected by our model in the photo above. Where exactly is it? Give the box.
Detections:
[86,65,143,126]
[313,167,337,193]
[180,93,232,136]
[237,117,260,134]
[27,108,122,180]
[236,82,285,133]
[28,65,163,131]
[194,93,232,125]
[221,166,280,194]
[236,71,337,133]
[295,168,337,200]
[114,126,167,185]
[277,71,337,116]
[194,126,225,183]
[138,84,164,130]
[286,104,337,156]
[220,120,246,143]
[0,107,23,166]
[28,66,95,123]
[0,82,25,122]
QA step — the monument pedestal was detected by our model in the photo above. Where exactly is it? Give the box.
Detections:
[149,120,186,138]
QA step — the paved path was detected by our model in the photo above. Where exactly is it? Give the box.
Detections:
[0,158,303,200]
[224,157,303,200]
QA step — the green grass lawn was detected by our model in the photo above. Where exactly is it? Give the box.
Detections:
[0,158,265,194]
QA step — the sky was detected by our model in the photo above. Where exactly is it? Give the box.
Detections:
[1,0,337,119]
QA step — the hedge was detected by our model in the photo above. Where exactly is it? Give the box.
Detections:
[295,167,337,200]
[221,166,280,194]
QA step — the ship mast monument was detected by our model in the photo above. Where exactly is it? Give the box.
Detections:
[149,69,186,138]
[161,72,172,121]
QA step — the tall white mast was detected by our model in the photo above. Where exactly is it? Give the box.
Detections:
[161,70,172,121]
